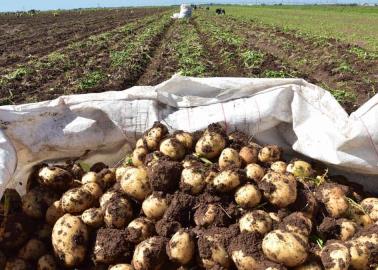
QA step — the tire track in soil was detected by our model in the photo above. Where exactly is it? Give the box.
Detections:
[137,21,180,86]
[191,18,247,77]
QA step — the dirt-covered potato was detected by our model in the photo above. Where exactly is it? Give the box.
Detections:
[38,166,73,190]
[213,169,241,192]
[116,166,133,181]
[81,182,103,199]
[104,197,133,229]
[160,138,186,161]
[339,219,357,241]
[180,166,206,194]
[5,258,28,270]
[21,189,45,219]
[174,131,194,150]
[348,229,378,270]
[132,236,167,270]
[262,229,308,267]
[259,171,297,208]
[219,148,241,169]
[37,254,57,270]
[280,212,312,236]
[128,218,155,243]
[142,193,168,220]
[235,183,262,208]
[195,130,226,159]
[199,234,231,269]
[143,122,168,151]
[320,242,350,270]
[46,200,64,225]
[120,167,151,201]
[361,198,378,222]
[132,147,148,167]
[81,208,104,228]
[99,190,119,209]
[239,210,273,235]
[52,214,88,267]
[36,223,52,240]
[109,264,134,270]
[229,233,262,270]
[258,145,281,164]
[81,171,99,185]
[270,161,287,173]
[245,163,265,182]
[287,160,313,178]
[167,229,195,265]
[194,204,218,227]
[18,238,46,261]
[294,260,323,270]
[60,187,94,214]
[239,143,261,165]
[317,183,349,218]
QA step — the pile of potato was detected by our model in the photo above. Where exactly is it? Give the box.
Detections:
[1,122,378,270]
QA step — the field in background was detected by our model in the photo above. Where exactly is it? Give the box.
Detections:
[221,5,378,52]
[0,6,377,113]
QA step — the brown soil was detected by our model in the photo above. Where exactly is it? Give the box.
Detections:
[147,160,183,193]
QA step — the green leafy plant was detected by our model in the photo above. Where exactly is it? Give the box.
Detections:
[79,71,106,90]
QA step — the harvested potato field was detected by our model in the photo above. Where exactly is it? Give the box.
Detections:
[0,6,377,113]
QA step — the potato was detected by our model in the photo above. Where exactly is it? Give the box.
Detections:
[195,131,226,159]
[38,166,73,190]
[81,208,104,228]
[235,183,262,208]
[21,189,45,219]
[116,166,133,181]
[136,138,146,148]
[361,198,378,222]
[37,255,57,270]
[143,123,168,150]
[5,258,28,270]
[239,143,261,165]
[60,187,94,214]
[259,171,297,208]
[160,138,186,161]
[269,212,281,223]
[174,131,193,150]
[18,238,46,261]
[348,233,378,270]
[52,214,88,267]
[199,234,230,269]
[46,200,65,225]
[81,171,100,185]
[120,167,151,201]
[142,193,168,220]
[317,184,348,218]
[270,161,287,174]
[294,260,323,270]
[213,169,241,192]
[280,212,312,236]
[339,219,357,241]
[104,198,133,228]
[36,223,52,240]
[219,148,241,169]
[132,147,148,167]
[258,145,281,163]
[98,168,116,187]
[194,204,217,227]
[239,210,273,235]
[320,242,350,270]
[180,167,206,194]
[231,250,260,270]
[286,160,313,178]
[245,164,264,183]
[128,217,155,243]
[132,236,167,270]
[81,182,103,199]
[109,264,134,270]
[262,230,308,267]
[99,190,119,209]
[167,229,195,264]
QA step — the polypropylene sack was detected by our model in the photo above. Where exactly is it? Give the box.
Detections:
[172,4,192,19]
[0,75,377,197]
